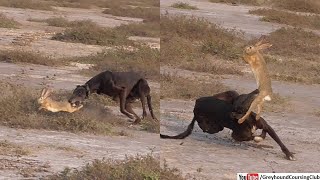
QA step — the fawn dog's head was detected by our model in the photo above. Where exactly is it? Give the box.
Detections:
[244,37,272,56]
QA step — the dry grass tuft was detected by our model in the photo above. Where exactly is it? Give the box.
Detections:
[250,8,320,30]
[0,50,63,66]
[51,20,132,46]
[272,0,320,14]
[209,0,263,6]
[0,13,20,28]
[116,22,160,37]
[46,154,185,180]
[160,74,228,100]
[0,0,53,10]
[313,109,320,117]
[103,6,159,23]
[161,15,244,75]
[71,46,160,81]
[171,2,198,10]
[0,140,30,156]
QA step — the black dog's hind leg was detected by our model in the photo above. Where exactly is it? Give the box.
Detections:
[254,114,295,160]
[147,95,157,120]
[113,85,134,120]
[138,79,157,120]
[253,129,267,142]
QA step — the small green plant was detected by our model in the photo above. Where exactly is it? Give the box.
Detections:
[171,2,198,10]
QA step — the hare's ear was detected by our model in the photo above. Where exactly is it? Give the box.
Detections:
[43,88,51,98]
[40,88,47,97]
[257,43,272,51]
[255,39,264,47]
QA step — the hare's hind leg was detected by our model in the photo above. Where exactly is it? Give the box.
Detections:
[256,102,264,120]
[238,96,261,124]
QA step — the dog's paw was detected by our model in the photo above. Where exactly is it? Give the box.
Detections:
[288,155,296,161]
[253,136,264,143]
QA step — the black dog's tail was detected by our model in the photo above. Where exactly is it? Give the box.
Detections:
[160,117,196,139]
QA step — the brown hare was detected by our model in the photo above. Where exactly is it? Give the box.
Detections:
[38,88,83,113]
[238,39,273,124]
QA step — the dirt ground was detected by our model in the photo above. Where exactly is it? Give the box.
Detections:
[0,4,160,179]
[160,0,320,179]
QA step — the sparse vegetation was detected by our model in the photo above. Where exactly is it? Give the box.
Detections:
[51,20,133,46]
[160,74,228,100]
[0,13,20,28]
[0,140,30,156]
[161,15,244,75]
[171,2,198,10]
[46,154,185,180]
[250,8,320,30]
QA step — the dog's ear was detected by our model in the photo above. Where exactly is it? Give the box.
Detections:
[251,89,259,95]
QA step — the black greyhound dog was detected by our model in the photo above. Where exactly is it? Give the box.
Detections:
[69,70,157,124]
[160,89,295,160]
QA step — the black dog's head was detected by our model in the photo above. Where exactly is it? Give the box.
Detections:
[68,84,90,107]
[233,89,259,114]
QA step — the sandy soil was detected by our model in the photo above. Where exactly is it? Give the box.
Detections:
[160,0,320,179]
[0,126,159,179]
